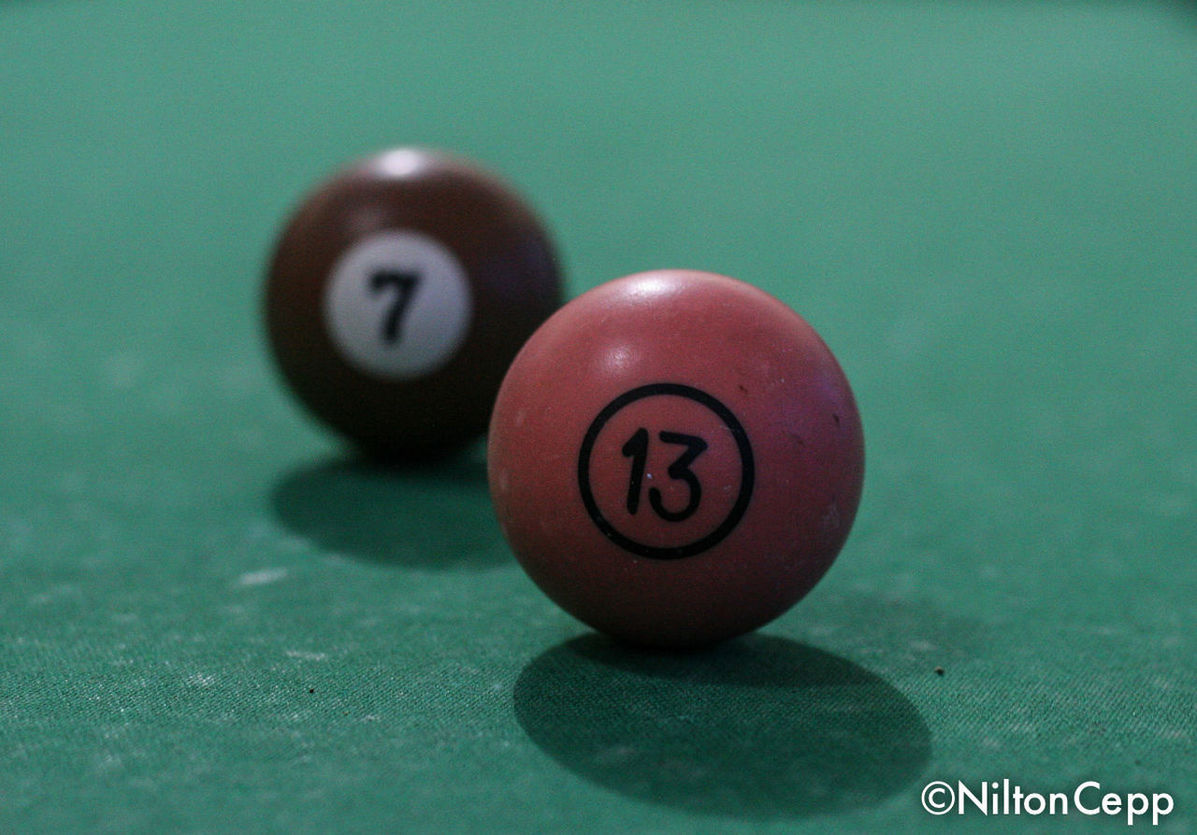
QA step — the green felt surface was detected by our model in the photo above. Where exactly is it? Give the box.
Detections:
[2,1,1195,832]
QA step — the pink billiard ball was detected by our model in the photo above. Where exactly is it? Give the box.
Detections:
[487,270,865,649]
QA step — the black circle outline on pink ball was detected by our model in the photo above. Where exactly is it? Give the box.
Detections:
[577,383,755,559]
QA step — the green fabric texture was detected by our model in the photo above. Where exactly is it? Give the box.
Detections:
[1,1,1194,831]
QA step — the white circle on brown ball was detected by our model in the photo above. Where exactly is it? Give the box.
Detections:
[323,230,473,379]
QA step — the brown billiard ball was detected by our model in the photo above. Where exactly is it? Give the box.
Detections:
[265,147,563,460]
[487,270,864,648]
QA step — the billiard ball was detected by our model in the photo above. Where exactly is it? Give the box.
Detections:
[264,147,562,460]
[487,270,864,648]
